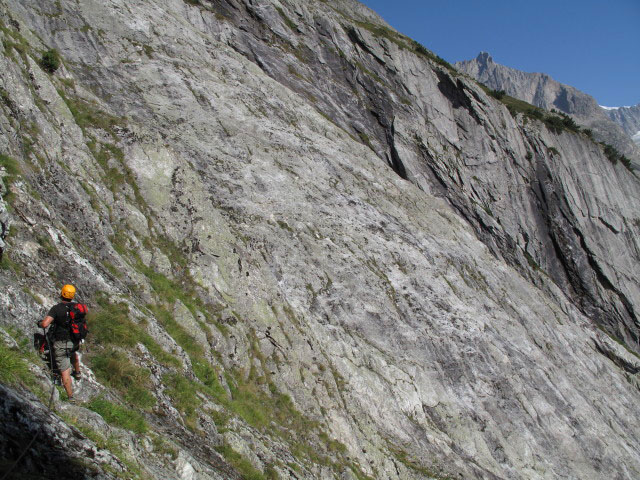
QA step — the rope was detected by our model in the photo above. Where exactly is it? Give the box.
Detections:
[0,328,57,480]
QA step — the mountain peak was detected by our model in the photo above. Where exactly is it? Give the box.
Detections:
[475,51,493,65]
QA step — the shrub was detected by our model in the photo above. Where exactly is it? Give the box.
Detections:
[603,143,618,163]
[527,108,544,120]
[489,89,506,100]
[39,49,60,73]
[558,112,580,132]
[543,115,565,134]
[601,143,632,170]
[411,40,456,72]
[620,155,632,169]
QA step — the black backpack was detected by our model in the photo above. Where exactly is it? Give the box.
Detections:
[67,303,89,342]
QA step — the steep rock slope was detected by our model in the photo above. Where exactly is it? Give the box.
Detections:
[456,52,640,168]
[605,104,640,146]
[0,1,639,480]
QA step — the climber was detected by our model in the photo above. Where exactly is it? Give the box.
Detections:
[37,284,85,403]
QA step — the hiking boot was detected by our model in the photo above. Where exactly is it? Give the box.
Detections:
[67,396,80,405]
[71,371,82,381]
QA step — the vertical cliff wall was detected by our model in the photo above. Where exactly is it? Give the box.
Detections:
[1,1,639,479]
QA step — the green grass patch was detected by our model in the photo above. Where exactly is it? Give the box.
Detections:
[193,360,227,398]
[0,153,22,204]
[86,139,127,192]
[57,89,124,133]
[0,86,18,115]
[0,253,22,273]
[0,341,34,387]
[390,447,452,479]
[596,325,640,361]
[89,348,156,409]
[87,396,148,434]
[353,20,408,49]
[162,372,201,429]
[0,153,21,177]
[149,303,204,359]
[214,444,267,480]
[1,21,30,60]
[89,296,180,368]
[151,434,178,459]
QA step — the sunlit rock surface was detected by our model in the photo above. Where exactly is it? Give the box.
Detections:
[0,1,639,479]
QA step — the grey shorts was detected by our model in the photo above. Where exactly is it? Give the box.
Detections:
[53,340,78,372]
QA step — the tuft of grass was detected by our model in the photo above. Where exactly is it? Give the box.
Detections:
[87,396,148,434]
[193,360,227,398]
[214,444,268,480]
[151,434,178,459]
[0,341,33,386]
[390,447,453,479]
[0,153,21,177]
[524,251,540,271]
[90,296,180,368]
[275,6,298,31]
[0,153,21,204]
[547,146,560,157]
[162,372,201,429]
[57,89,124,133]
[90,348,156,409]
[149,303,204,359]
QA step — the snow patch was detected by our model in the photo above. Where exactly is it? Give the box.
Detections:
[632,130,640,143]
[601,105,632,110]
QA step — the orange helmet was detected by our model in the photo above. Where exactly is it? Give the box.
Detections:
[61,284,76,300]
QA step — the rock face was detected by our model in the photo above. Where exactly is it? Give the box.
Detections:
[0,1,639,480]
[605,104,640,146]
[456,52,640,167]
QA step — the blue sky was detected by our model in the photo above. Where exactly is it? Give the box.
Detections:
[358,0,640,107]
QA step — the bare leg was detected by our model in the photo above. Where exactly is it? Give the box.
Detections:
[71,352,80,374]
[60,368,73,399]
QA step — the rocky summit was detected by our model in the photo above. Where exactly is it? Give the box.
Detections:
[1,1,639,479]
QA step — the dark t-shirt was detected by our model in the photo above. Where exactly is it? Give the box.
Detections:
[47,301,73,341]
